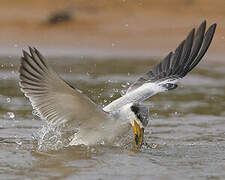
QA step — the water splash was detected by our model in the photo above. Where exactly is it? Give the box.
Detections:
[7,112,15,119]
[32,110,41,118]
[35,124,69,151]
[6,97,11,103]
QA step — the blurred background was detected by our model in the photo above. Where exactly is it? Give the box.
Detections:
[0,1,225,180]
[0,0,224,60]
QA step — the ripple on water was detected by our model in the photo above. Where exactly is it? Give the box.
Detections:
[0,57,224,179]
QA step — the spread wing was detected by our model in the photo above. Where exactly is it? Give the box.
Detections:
[127,20,216,93]
[19,47,108,129]
[104,21,216,112]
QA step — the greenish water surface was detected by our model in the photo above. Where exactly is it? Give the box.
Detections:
[0,55,224,180]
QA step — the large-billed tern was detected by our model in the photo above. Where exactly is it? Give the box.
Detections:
[19,21,216,147]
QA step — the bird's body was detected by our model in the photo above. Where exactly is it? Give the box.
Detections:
[69,104,133,145]
[19,21,216,147]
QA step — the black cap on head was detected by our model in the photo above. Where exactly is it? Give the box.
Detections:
[130,103,149,127]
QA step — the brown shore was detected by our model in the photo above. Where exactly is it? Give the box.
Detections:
[0,0,225,62]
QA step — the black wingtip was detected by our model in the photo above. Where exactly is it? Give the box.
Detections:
[28,46,32,51]
[33,47,38,52]
[22,46,34,58]
[22,50,26,58]
[209,23,217,34]
[126,21,217,95]
[33,47,42,57]
[201,20,207,27]
[198,20,207,35]
[212,23,217,28]
[22,50,31,59]
[185,22,217,74]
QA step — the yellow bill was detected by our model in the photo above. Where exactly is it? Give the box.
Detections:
[133,120,144,148]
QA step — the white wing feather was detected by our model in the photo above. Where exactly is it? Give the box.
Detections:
[104,21,216,112]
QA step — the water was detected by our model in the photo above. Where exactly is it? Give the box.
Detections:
[0,55,225,180]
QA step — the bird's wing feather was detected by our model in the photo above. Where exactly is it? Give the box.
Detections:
[19,47,108,130]
[127,21,216,93]
[104,21,216,112]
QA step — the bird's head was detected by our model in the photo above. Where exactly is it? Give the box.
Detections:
[111,103,150,148]
[129,103,150,148]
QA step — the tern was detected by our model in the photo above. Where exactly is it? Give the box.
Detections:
[19,21,216,147]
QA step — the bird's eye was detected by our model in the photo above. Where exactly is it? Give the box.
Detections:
[130,105,139,114]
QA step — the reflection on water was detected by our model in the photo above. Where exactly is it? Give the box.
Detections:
[0,56,225,180]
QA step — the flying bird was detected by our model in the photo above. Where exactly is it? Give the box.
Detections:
[19,21,216,148]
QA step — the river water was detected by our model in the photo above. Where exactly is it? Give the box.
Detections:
[0,55,224,180]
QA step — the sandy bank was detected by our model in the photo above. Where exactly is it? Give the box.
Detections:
[0,0,224,62]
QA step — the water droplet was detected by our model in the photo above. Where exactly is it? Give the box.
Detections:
[108,79,113,83]
[151,143,158,149]
[152,113,158,118]
[7,112,15,119]
[6,98,11,103]
[32,110,41,117]
[113,88,119,93]
[31,135,35,140]
[109,93,114,98]
[120,90,126,96]
[16,140,22,145]
[91,148,96,153]
[121,84,126,88]
[76,88,83,93]
[164,104,171,110]
[99,140,105,145]
[101,123,105,129]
